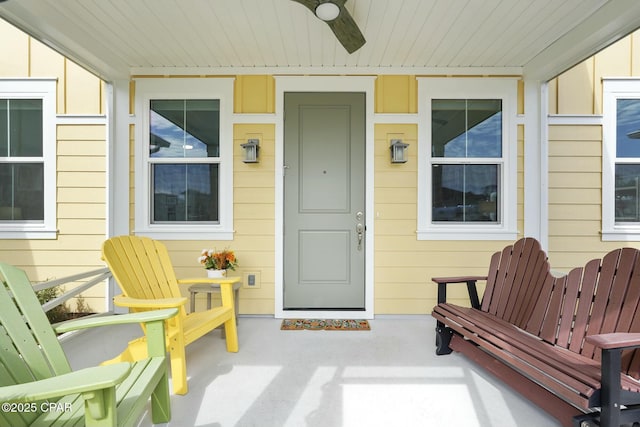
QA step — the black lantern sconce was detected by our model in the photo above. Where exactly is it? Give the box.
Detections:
[241,138,260,163]
[390,139,409,163]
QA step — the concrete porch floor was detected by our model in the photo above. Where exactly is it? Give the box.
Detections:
[62,316,560,427]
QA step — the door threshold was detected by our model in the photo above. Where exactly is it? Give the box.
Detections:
[279,309,372,320]
[284,308,366,311]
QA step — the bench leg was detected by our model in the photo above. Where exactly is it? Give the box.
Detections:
[435,322,453,355]
[572,413,598,427]
[600,348,622,427]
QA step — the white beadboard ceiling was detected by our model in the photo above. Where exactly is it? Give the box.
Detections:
[1,0,640,81]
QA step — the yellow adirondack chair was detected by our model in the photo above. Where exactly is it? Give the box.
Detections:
[101,235,239,395]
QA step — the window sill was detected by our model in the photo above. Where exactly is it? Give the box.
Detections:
[134,229,235,241]
[417,228,518,241]
[601,229,640,242]
[0,229,58,240]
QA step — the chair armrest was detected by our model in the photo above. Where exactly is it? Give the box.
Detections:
[113,295,187,309]
[0,363,131,403]
[431,275,488,284]
[177,277,237,312]
[178,277,240,285]
[585,333,640,350]
[54,308,179,334]
[585,332,640,410]
[431,276,486,308]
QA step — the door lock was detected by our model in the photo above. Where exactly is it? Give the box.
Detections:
[356,223,364,250]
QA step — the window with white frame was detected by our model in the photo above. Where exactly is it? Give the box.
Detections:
[134,78,234,240]
[0,79,56,239]
[417,78,517,240]
[602,78,640,241]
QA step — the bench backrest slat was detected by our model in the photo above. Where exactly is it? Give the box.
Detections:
[480,238,551,329]
[556,268,582,348]
[538,273,566,343]
[512,251,550,328]
[523,268,556,336]
[484,245,515,314]
[480,250,502,312]
[503,240,546,325]
[536,247,640,379]
[473,239,640,380]
[495,238,531,319]
[581,249,626,359]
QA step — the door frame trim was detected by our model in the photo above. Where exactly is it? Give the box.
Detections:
[274,76,375,319]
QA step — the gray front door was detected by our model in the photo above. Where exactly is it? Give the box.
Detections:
[283,92,366,309]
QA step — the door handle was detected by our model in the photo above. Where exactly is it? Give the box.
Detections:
[356,223,364,251]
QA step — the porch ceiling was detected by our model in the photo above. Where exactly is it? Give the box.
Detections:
[1,0,640,82]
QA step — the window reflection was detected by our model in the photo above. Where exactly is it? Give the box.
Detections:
[432,99,501,158]
[152,164,219,223]
[0,163,44,221]
[0,99,44,221]
[432,164,498,222]
[615,99,640,223]
[616,99,640,158]
[150,100,220,158]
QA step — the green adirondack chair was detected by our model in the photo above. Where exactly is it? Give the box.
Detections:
[0,262,178,427]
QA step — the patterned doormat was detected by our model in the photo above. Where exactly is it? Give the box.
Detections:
[281,319,370,331]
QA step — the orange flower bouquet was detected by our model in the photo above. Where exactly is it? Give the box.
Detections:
[198,248,239,271]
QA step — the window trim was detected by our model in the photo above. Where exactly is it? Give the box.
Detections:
[602,78,640,241]
[0,79,57,240]
[417,77,518,240]
[134,78,234,240]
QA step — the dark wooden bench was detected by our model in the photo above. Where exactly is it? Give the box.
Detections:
[431,237,640,427]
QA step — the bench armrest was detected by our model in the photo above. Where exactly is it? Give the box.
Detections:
[431,276,486,308]
[432,275,488,284]
[585,332,640,414]
[585,332,640,350]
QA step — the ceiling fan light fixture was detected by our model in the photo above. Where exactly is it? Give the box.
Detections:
[315,2,340,21]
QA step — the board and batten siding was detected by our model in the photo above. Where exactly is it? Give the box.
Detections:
[547,30,640,272]
[0,20,107,312]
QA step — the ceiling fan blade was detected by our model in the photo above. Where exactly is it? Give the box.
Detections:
[291,0,366,54]
[327,4,366,54]
[290,0,317,13]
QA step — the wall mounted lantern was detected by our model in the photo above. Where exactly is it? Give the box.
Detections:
[241,138,260,163]
[390,139,409,163]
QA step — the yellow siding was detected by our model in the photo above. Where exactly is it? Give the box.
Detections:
[551,32,638,115]
[372,122,516,313]
[0,20,107,313]
[633,32,640,75]
[0,23,29,76]
[546,31,640,275]
[547,78,558,114]
[557,61,594,114]
[30,39,66,113]
[594,36,632,114]
[375,75,417,113]
[547,125,604,269]
[374,123,418,313]
[517,125,525,236]
[234,75,275,113]
[163,123,276,315]
[65,61,103,114]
